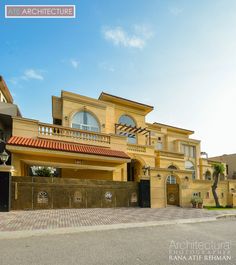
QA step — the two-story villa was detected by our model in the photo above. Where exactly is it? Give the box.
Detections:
[5,90,235,210]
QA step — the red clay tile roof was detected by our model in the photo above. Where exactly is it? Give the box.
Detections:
[7,136,130,159]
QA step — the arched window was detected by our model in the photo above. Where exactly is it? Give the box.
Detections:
[185,160,195,180]
[205,170,211,180]
[72,111,100,132]
[168,165,178,170]
[119,115,136,127]
[118,115,136,144]
[167,175,176,184]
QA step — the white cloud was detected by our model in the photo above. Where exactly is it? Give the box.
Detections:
[21,69,44,80]
[102,25,153,49]
[169,7,183,16]
[99,62,115,72]
[70,59,79,69]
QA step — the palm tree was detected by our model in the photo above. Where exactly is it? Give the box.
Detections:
[212,163,225,207]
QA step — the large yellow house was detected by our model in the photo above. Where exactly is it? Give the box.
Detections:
[5,90,236,210]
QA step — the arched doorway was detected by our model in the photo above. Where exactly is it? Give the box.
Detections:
[127,159,142,181]
[166,175,179,206]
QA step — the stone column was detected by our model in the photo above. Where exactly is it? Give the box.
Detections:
[0,165,14,212]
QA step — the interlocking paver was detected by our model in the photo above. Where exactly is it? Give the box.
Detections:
[0,206,235,232]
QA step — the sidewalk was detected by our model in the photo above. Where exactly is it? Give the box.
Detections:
[0,207,235,238]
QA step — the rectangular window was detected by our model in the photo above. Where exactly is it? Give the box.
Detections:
[206,192,210,199]
[155,142,163,150]
[181,144,196,158]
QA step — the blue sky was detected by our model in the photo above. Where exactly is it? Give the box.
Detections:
[1,0,236,156]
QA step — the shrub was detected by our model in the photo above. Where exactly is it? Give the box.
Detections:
[34,167,53,177]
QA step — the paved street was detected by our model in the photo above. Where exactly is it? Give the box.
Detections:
[0,207,236,232]
[0,219,235,265]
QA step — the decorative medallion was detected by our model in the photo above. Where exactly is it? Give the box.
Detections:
[105,191,112,201]
[168,193,175,202]
[131,192,138,203]
[37,191,48,204]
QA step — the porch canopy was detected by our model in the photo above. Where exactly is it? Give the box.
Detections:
[7,136,130,180]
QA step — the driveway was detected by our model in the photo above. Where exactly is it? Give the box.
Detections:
[0,206,236,232]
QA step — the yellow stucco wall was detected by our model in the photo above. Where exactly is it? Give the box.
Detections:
[8,90,232,209]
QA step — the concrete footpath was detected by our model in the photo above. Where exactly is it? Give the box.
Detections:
[0,207,236,239]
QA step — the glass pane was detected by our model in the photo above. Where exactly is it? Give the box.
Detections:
[118,115,136,127]
[72,111,100,132]
[167,175,176,184]
[128,135,137,144]
[155,142,163,150]
[185,160,194,170]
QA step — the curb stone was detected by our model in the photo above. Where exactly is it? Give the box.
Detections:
[216,214,236,219]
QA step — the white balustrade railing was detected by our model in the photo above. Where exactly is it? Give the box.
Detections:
[38,123,110,144]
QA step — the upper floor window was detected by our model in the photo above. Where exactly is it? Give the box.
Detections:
[72,111,100,132]
[181,144,196,158]
[155,142,163,150]
[185,160,195,179]
[118,115,136,144]
[118,115,136,127]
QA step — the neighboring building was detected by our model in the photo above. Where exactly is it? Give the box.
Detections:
[6,90,235,210]
[210,154,236,179]
[0,76,21,157]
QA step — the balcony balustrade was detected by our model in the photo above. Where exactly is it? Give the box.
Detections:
[38,123,111,145]
[127,143,147,153]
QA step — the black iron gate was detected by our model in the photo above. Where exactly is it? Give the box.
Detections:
[0,172,11,212]
[139,180,150,207]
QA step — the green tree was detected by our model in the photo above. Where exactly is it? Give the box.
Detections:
[212,163,225,207]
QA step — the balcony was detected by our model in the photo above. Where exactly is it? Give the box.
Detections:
[155,149,184,159]
[127,143,155,157]
[38,123,111,146]
[12,117,153,154]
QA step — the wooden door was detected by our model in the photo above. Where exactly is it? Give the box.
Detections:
[167,184,179,206]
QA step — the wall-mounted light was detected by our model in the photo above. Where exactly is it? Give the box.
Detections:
[0,150,9,165]
[102,124,105,128]
[142,165,150,176]
[157,174,161,180]
[185,176,189,182]
[64,116,68,121]
[231,188,235,193]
